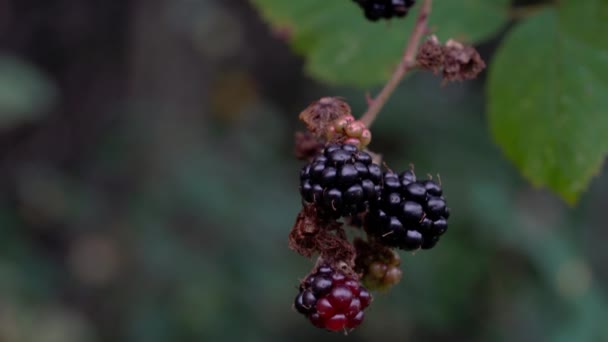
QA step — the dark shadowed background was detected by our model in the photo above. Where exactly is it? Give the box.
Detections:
[1,0,607,341]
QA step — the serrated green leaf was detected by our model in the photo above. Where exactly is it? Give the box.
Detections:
[488,3,608,204]
[251,0,509,86]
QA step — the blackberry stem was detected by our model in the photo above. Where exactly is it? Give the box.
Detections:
[359,0,433,128]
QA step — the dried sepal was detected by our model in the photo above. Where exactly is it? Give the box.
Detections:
[289,204,355,268]
[289,205,323,258]
[442,39,486,82]
[416,35,486,83]
[416,35,444,74]
[299,97,352,138]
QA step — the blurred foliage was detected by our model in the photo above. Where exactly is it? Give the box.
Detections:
[0,55,56,129]
[0,0,608,341]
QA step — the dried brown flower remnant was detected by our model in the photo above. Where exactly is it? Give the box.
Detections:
[289,205,323,258]
[317,231,357,270]
[416,35,444,74]
[442,39,486,82]
[289,204,356,268]
[294,131,323,161]
[416,35,486,83]
[299,97,352,138]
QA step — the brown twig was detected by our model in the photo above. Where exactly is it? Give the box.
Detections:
[359,0,433,128]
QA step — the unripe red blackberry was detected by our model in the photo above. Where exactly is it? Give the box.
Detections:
[299,144,382,218]
[366,170,449,250]
[352,0,416,21]
[294,265,372,331]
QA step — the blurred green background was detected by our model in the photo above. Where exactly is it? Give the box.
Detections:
[1,0,607,341]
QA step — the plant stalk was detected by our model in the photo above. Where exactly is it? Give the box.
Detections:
[359,0,433,128]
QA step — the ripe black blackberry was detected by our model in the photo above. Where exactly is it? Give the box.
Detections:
[294,265,372,331]
[352,0,416,21]
[299,144,382,218]
[366,170,450,250]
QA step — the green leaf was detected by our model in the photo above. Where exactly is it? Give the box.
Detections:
[488,3,608,204]
[251,0,509,86]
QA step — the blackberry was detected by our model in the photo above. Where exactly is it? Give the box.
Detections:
[294,265,372,331]
[352,0,416,21]
[299,144,382,218]
[366,170,450,250]
[366,259,402,290]
[355,240,403,291]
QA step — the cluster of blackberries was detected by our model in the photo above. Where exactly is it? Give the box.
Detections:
[294,265,372,332]
[295,144,450,331]
[299,144,449,251]
[300,144,382,218]
[367,170,449,250]
[352,0,416,21]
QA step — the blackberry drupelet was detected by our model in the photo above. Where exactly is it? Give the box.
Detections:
[366,170,450,250]
[299,144,382,218]
[294,265,372,331]
[352,0,416,21]
[326,115,373,150]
